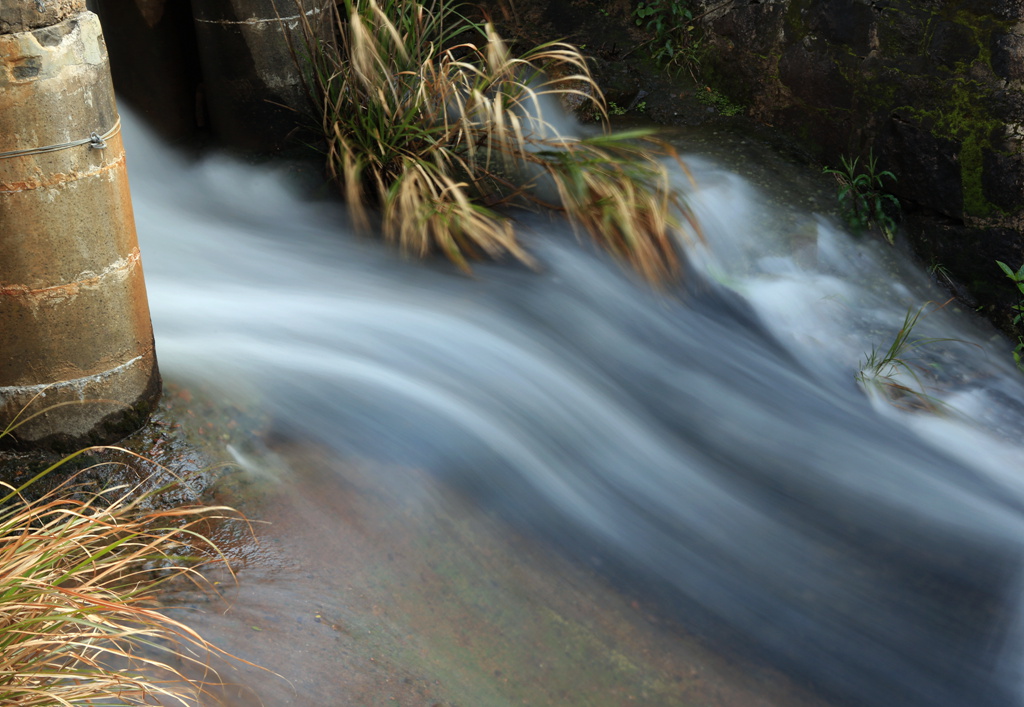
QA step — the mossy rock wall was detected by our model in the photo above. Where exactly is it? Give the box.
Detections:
[696,0,1024,315]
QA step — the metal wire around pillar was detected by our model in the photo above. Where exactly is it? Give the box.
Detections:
[0,117,121,160]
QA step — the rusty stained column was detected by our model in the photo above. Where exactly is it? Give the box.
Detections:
[0,4,161,449]
[192,0,327,152]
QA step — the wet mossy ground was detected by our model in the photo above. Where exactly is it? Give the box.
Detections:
[0,381,267,509]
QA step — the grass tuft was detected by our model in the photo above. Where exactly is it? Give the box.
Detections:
[0,418,252,705]
[295,0,699,283]
[856,301,957,412]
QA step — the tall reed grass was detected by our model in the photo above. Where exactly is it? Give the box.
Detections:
[0,416,246,705]
[295,0,700,283]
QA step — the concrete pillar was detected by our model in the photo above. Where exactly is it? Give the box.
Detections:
[192,0,327,152]
[0,6,161,450]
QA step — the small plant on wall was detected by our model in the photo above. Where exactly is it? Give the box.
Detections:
[628,1,745,117]
[823,150,900,244]
[632,0,703,81]
[996,260,1024,371]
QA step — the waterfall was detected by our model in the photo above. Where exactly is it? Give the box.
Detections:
[128,111,1024,707]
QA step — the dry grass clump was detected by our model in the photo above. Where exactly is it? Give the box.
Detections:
[0,421,246,705]
[297,0,700,283]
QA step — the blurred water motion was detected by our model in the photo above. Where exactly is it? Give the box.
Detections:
[128,113,1024,707]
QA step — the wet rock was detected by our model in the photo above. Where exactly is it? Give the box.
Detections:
[778,40,854,111]
[984,147,1024,212]
[929,20,981,70]
[876,112,963,219]
[991,29,1024,82]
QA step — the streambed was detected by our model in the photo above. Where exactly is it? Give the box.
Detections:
[158,415,830,706]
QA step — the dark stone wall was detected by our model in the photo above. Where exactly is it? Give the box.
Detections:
[697,0,1024,315]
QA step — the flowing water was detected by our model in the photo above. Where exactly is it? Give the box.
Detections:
[126,113,1024,706]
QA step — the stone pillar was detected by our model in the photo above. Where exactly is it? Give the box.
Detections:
[0,5,161,450]
[192,0,327,152]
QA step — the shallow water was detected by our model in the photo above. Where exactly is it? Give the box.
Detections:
[128,112,1024,706]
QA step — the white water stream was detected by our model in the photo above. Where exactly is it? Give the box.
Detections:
[127,112,1024,707]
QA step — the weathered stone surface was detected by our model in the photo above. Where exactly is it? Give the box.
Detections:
[778,40,853,111]
[876,113,964,219]
[803,0,875,54]
[0,0,86,33]
[991,27,1024,82]
[984,146,1024,213]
